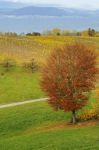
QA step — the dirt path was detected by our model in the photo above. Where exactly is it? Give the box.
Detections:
[0,98,49,109]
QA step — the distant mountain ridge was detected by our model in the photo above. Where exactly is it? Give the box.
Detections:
[2,6,68,16]
[0,6,99,17]
[0,4,99,33]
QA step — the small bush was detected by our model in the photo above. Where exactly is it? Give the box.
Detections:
[23,59,39,73]
[79,100,99,121]
[0,59,16,72]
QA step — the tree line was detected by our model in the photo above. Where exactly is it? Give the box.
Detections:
[43,28,97,36]
[0,28,98,37]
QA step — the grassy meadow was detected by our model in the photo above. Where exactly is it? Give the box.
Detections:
[0,67,45,104]
[0,35,99,149]
[0,35,99,104]
[0,101,99,150]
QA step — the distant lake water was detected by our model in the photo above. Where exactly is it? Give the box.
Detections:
[0,15,98,33]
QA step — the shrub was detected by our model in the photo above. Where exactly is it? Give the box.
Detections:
[23,58,39,73]
[0,59,16,72]
[79,100,99,121]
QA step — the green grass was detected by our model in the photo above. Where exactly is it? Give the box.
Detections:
[0,67,45,104]
[0,65,96,106]
[0,36,98,149]
[0,101,98,150]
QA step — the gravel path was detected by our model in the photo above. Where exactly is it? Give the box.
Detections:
[0,98,49,109]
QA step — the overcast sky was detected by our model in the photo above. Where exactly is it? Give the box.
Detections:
[2,0,99,10]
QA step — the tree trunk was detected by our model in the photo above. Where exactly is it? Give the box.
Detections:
[72,110,76,124]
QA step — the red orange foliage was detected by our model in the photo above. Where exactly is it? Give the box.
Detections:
[41,42,98,123]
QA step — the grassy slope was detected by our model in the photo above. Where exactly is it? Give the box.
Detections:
[0,101,98,150]
[0,36,99,64]
[0,36,99,104]
[0,36,98,149]
[0,67,45,104]
[0,67,96,105]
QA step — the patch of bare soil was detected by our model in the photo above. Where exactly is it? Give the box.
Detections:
[21,120,99,136]
[67,120,99,128]
[37,120,99,132]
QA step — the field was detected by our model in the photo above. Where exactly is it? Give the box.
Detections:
[0,35,99,150]
[0,35,99,104]
[0,101,99,150]
[0,35,99,65]
[0,67,45,104]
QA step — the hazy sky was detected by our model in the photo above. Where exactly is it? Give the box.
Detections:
[2,0,99,10]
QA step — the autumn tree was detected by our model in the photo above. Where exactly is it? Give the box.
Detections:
[51,28,61,36]
[41,43,98,124]
[88,28,96,37]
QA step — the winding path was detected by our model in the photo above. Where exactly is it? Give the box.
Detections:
[0,98,49,109]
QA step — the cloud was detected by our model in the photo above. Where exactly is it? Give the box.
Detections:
[1,0,99,10]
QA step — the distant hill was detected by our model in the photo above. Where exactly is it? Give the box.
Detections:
[0,4,99,33]
[0,6,99,17]
[11,6,70,16]
[0,6,74,16]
